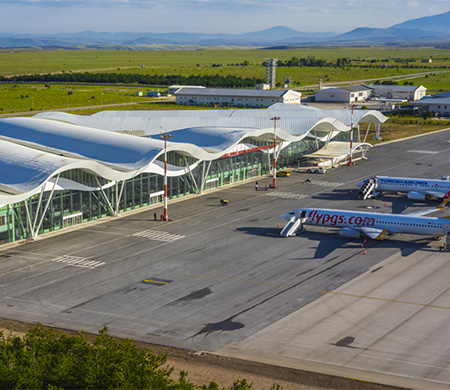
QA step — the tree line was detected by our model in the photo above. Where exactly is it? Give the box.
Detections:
[269,56,351,68]
[0,73,264,89]
[0,324,281,389]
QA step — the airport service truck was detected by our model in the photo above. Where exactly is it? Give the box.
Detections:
[297,167,327,174]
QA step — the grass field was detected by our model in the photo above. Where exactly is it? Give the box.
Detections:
[1,47,450,75]
[1,46,450,147]
[371,116,450,145]
[0,84,165,113]
[2,47,450,88]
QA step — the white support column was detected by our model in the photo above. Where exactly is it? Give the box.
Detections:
[115,181,119,215]
[33,173,60,238]
[32,185,45,234]
[183,157,199,193]
[117,180,125,214]
[200,161,212,193]
[325,130,333,148]
[276,141,283,161]
[363,123,371,143]
[113,180,126,216]
[267,137,271,173]
[95,177,116,216]
[23,199,33,239]
[199,161,206,194]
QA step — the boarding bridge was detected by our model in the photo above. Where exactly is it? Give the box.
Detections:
[358,177,377,200]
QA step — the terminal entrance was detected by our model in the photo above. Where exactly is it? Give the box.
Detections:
[63,212,83,229]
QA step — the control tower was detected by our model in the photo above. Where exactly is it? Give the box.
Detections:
[265,58,277,89]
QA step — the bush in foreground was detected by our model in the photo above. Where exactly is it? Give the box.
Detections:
[0,324,280,390]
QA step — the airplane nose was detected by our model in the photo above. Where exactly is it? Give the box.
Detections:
[281,213,290,220]
[355,181,364,187]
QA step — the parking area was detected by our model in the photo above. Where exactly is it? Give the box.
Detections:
[0,129,450,389]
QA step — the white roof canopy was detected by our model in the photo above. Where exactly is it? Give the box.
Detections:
[0,104,387,206]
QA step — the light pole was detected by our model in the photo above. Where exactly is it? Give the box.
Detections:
[269,116,280,188]
[348,105,354,166]
[160,134,173,221]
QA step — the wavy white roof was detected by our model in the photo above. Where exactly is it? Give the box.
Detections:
[35,103,386,136]
[0,104,387,206]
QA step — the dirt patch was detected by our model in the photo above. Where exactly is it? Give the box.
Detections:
[0,318,405,390]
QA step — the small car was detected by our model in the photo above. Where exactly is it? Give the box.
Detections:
[276,169,291,177]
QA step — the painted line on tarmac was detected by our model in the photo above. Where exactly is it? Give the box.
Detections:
[187,272,450,311]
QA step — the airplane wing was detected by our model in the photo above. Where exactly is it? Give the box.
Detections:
[423,190,449,199]
[360,227,389,240]
[407,197,450,217]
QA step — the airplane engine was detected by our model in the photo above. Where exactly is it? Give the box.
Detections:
[339,227,362,238]
[407,191,426,200]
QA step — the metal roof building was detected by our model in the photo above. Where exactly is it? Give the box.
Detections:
[366,84,427,101]
[0,104,387,243]
[175,88,302,107]
[315,86,372,103]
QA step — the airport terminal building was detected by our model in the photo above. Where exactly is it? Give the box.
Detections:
[0,104,387,244]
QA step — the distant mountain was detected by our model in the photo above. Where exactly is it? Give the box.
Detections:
[327,11,450,45]
[391,11,450,34]
[328,26,445,45]
[0,27,336,48]
[0,11,450,48]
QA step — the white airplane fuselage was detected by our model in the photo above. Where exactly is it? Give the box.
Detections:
[282,208,450,239]
[357,176,450,200]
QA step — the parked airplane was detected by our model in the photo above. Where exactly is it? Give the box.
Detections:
[280,200,450,242]
[356,176,450,201]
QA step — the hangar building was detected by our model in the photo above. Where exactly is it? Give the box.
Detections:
[315,84,427,103]
[315,85,372,103]
[0,104,386,244]
[367,84,427,101]
[412,92,450,116]
[175,87,302,107]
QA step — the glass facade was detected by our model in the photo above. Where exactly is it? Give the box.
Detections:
[0,137,322,243]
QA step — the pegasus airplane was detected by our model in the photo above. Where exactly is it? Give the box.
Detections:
[280,200,450,242]
[356,176,450,201]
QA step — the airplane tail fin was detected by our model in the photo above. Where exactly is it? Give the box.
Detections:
[437,197,450,210]
[375,228,388,240]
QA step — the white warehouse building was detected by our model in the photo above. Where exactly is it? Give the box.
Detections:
[175,88,301,108]
[413,92,450,116]
[314,86,372,103]
[315,84,427,103]
[366,84,427,101]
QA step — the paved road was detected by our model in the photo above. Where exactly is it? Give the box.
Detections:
[0,129,449,388]
[294,69,450,91]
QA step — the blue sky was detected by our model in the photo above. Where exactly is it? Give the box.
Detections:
[1,0,449,34]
